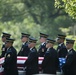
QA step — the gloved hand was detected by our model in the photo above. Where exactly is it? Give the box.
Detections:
[23,67,26,71]
[56,71,62,75]
[0,65,4,72]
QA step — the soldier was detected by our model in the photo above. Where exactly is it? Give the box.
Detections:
[56,34,67,58]
[18,33,30,56]
[24,37,39,75]
[38,32,48,57]
[42,38,60,74]
[2,38,18,75]
[0,32,11,58]
[62,39,76,75]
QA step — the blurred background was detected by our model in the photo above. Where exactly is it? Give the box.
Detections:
[0,0,76,54]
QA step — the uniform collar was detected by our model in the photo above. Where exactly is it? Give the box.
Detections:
[47,48,50,51]
[41,42,45,45]
[7,47,11,51]
[47,47,53,51]
[22,42,27,45]
[68,48,73,53]
[30,47,33,51]
[59,43,64,46]
[3,42,5,45]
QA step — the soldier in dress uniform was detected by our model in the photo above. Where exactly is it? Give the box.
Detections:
[0,32,11,58]
[56,34,67,58]
[62,39,76,75]
[24,37,39,75]
[18,33,30,56]
[2,38,18,75]
[38,33,48,57]
[42,38,60,75]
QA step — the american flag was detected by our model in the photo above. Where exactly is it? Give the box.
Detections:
[0,57,66,75]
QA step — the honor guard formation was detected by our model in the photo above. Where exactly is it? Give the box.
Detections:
[0,32,76,75]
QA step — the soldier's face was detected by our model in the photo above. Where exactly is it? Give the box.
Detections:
[40,37,46,43]
[46,43,49,48]
[5,42,10,48]
[28,43,36,48]
[5,42,12,48]
[21,37,28,42]
[46,43,53,48]
[66,43,73,49]
[57,38,63,44]
[2,37,6,42]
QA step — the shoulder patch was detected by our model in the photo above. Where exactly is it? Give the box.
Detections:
[7,54,11,57]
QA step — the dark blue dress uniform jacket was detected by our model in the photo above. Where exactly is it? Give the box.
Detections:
[38,43,47,57]
[24,47,39,75]
[62,49,76,75]
[42,47,60,74]
[57,43,67,58]
[3,46,18,75]
[0,44,7,58]
[18,42,30,56]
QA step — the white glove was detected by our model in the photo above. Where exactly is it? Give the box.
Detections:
[23,67,26,71]
[0,65,4,72]
[56,71,61,75]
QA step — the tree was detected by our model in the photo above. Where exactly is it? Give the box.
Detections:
[55,0,76,19]
[0,0,75,36]
[0,0,76,51]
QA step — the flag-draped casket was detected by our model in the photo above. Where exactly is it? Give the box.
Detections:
[0,57,65,75]
[0,57,44,75]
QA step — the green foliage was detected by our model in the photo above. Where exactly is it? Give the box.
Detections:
[55,0,76,19]
[0,0,76,53]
